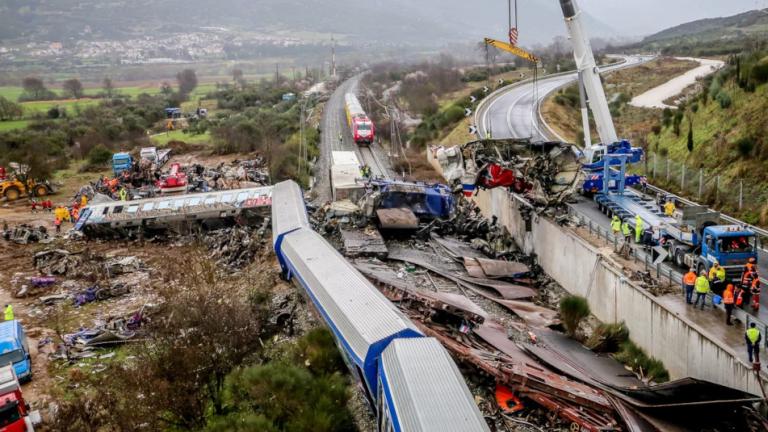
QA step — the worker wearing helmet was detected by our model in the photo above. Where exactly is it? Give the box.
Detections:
[611,215,621,237]
[694,270,710,310]
[634,215,644,243]
[708,262,726,295]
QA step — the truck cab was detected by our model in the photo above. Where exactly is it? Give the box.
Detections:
[112,152,133,177]
[0,322,31,383]
[698,226,758,281]
[0,365,39,432]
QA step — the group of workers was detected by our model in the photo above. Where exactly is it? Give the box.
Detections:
[43,194,90,234]
[682,258,760,319]
[682,258,765,365]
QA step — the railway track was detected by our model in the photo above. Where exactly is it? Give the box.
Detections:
[357,144,390,179]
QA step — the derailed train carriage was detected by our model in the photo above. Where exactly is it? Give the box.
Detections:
[271,180,489,432]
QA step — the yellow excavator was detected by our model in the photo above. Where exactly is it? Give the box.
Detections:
[0,166,56,201]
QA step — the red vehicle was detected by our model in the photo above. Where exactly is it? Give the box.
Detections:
[157,163,188,194]
[0,365,38,431]
[344,93,375,145]
[0,167,6,181]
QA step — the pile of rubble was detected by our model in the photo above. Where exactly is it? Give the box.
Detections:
[33,249,145,279]
[197,225,270,270]
[1,224,51,245]
[186,158,269,192]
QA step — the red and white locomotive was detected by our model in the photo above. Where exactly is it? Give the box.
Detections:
[344,93,375,145]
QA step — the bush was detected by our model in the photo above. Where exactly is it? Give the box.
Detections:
[559,295,590,337]
[87,144,112,166]
[736,137,755,157]
[717,92,732,109]
[613,340,669,382]
[585,322,629,353]
[751,61,768,84]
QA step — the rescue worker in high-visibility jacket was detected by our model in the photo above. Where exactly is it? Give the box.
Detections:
[3,304,13,321]
[634,215,644,243]
[664,200,676,216]
[746,322,762,363]
[683,268,697,305]
[693,271,710,310]
[611,215,621,237]
[723,284,735,325]
[708,262,726,295]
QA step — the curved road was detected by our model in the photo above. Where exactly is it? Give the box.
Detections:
[476,55,652,141]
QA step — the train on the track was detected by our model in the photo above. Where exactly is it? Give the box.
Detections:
[344,93,375,145]
[271,180,489,432]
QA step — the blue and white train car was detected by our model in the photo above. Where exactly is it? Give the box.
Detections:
[271,180,488,432]
[379,338,490,432]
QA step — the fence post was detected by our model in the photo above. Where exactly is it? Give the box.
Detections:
[698,168,703,198]
[739,180,743,210]
[681,164,686,191]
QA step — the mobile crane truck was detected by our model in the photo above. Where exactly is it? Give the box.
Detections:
[559,0,758,280]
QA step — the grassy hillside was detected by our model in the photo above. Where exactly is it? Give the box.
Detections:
[624,9,768,56]
[543,52,768,225]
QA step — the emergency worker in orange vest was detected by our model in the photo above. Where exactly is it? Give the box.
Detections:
[683,268,697,305]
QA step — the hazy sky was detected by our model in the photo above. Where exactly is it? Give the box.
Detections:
[577,0,768,36]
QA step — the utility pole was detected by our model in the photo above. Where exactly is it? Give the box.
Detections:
[331,35,337,78]
[275,63,279,84]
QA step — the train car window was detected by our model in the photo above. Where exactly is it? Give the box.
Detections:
[204,196,216,205]
[112,206,124,214]
[127,205,139,213]
[172,199,186,209]
[157,201,170,210]
[221,193,234,203]
[188,197,201,206]
[141,202,154,212]
[236,191,249,202]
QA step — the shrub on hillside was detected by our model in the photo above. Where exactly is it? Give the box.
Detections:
[716,91,732,109]
[87,144,112,166]
[751,60,768,84]
[736,137,755,157]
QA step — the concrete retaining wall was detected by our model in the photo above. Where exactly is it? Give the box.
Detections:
[473,187,765,395]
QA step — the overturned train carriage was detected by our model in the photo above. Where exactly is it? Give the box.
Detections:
[271,180,489,432]
[78,187,272,238]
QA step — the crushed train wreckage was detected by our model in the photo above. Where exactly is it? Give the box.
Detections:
[432,138,582,207]
[77,186,272,237]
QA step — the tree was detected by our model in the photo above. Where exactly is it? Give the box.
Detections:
[0,96,23,120]
[686,119,694,153]
[177,68,198,96]
[21,76,48,100]
[160,81,174,97]
[62,78,84,99]
[233,68,245,89]
[102,77,115,99]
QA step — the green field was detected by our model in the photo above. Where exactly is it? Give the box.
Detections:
[0,120,29,132]
[150,130,212,146]
[0,82,221,132]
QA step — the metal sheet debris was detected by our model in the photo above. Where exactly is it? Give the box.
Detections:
[387,245,536,300]
[340,228,388,257]
[492,300,559,328]
[376,208,419,230]
[463,257,529,279]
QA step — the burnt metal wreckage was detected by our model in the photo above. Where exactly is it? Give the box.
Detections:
[432,138,583,208]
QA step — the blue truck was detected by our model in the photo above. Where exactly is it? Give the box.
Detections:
[0,321,32,382]
[589,149,757,281]
[112,152,133,176]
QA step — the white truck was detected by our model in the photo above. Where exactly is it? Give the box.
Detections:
[140,147,172,168]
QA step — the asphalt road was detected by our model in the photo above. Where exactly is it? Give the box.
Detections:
[476,55,651,141]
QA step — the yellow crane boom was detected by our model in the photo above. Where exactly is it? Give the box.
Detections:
[484,37,538,64]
